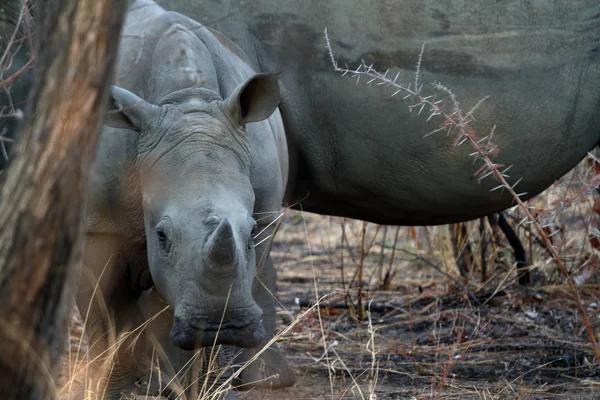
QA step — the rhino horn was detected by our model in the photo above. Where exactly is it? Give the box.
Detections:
[207,217,238,268]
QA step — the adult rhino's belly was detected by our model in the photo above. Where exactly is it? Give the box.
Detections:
[287,60,600,225]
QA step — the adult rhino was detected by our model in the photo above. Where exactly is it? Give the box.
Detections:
[157,0,600,225]
[77,0,289,398]
[155,0,599,389]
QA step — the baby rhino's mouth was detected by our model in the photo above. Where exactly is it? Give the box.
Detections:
[170,317,265,350]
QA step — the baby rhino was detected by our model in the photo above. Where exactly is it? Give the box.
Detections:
[76,0,292,398]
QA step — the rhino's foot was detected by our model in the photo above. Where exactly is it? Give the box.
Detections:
[233,345,296,390]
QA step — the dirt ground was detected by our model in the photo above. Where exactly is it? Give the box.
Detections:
[244,208,600,400]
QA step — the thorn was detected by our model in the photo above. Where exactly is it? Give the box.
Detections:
[490,184,505,192]
[423,127,445,138]
[391,89,402,97]
[457,137,469,146]
[367,77,377,84]
[476,136,489,144]
[480,170,494,180]
[511,178,523,189]
[516,217,528,227]
[426,112,439,122]
[393,72,400,82]
[516,192,528,198]
[507,206,518,215]
[501,165,513,174]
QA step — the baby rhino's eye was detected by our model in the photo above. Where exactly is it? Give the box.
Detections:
[156,219,173,254]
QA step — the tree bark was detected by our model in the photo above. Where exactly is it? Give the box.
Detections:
[0,0,126,398]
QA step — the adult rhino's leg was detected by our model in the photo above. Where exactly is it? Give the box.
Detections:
[233,249,296,390]
[489,213,531,285]
[74,234,148,399]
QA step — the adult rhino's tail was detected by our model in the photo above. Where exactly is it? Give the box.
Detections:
[0,0,34,172]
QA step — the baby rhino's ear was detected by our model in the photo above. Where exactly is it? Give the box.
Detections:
[222,73,280,126]
[105,85,160,131]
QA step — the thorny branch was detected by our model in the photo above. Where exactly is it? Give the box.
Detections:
[323,28,600,360]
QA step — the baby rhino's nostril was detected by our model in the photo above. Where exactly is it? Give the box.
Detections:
[170,317,197,350]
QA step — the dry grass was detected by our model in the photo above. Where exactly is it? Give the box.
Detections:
[265,162,600,399]
[58,157,600,399]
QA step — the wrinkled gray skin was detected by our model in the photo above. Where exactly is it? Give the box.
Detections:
[154,0,600,391]
[78,0,288,397]
[0,0,32,171]
[157,0,600,225]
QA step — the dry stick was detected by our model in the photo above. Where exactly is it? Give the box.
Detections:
[366,224,383,251]
[528,221,534,268]
[383,226,401,290]
[0,1,27,73]
[0,55,34,90]
[348,223,382,290]
[324,28,600,361]
[367,226,389,288]
[358,220,368,322]
[0,3,35,91]
[340,218,347,292]
[375,225,388,287]
[479,218,488,283]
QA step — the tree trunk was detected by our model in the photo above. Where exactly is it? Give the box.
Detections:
[0,0,126,398]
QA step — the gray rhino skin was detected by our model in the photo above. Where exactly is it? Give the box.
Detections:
[152,0,599,392]
[0,0,32,171]
[78,0,289,397]
[157,0,600,225]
